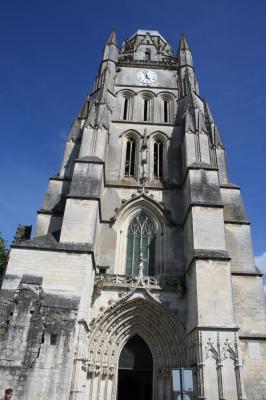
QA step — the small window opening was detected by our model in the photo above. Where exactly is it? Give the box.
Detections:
[50,334,57,346]
[125,138,136,178]
[41,333,45,344]
[98,266,108,274]
[164,101,168,123]
[154,140,163,179]
[144,99,149,121]
[123,98,129,120]
[145,50,151,61]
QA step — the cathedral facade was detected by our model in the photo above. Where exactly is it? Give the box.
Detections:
[0,29,266,400]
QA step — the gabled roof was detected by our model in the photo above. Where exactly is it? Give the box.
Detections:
[128,29,168,44]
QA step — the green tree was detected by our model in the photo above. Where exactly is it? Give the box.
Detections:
[0,233,8,281]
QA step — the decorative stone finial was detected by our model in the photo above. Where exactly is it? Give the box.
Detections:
[106,29,118,46]
[179,33,190,51]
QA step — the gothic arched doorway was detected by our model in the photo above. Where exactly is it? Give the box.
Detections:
[87,296,187,400]
[117,335,153,400]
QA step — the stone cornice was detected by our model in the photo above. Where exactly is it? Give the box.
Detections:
[37,209,62,216]
[117,59,177,70]
[49,175,71,182]
[220,183,241,190]
[111,120,178,127]
[115,83,178,91]
[239,334,266,341]
[186,249,231,273]
[188,326,239,335]
[231,270,263,277]
[224,220,250,225]
[74,156,104,164]
[11,234,94,256]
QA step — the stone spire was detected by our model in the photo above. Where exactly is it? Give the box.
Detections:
[179,33,190,51]
[103,29,119,62]
[178,33,193,67]
[84,31,118,129]
[106,29,118,47]
[177,34,199,95]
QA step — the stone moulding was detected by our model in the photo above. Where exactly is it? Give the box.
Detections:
[86,292,187,400]
[94,273,183,291]
[118,58,177,70]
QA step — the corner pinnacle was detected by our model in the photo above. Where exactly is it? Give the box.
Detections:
[179,33,190,51]
[107,29,118,46]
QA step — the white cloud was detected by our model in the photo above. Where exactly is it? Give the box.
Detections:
[255,252,266,274]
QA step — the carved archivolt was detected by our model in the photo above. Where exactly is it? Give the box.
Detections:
[87,291,187,377]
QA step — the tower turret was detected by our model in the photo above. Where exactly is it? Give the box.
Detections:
[177,34,199,95]
[178,33,193,66]
[103,29,119,62]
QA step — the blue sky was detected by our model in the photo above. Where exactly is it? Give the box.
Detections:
[0,0,266,282]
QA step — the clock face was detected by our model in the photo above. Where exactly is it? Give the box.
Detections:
[137,70,157,84]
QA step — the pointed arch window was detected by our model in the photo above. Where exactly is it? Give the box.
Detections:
[121,92,134,121]
[144,99,149,121]
[123,98,129,120]
[153,139,163,179]
[126,212,156,276]
[160,94,174,124]
[164,100,169,122]
[124,137,136,177]
[142,94,153,122]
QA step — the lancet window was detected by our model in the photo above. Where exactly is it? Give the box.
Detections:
[153,139,163,179]
[124,137,136,178]
[120,91,134,121]
[144,99,149,121]
[160,94,174,124]
[126,212,156,276]
[123,98,129,120]
[164,100,169,122]
[142,94,153,122]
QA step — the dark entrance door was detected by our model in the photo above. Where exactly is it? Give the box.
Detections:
[117,335,153,400]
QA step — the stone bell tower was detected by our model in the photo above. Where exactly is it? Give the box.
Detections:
[0,29,266,400]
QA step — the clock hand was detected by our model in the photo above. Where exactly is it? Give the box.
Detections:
[144,72,149,79]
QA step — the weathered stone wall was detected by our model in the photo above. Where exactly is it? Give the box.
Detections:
[232,275,266,335]
[241,340,266,399]
[0,275,79,400]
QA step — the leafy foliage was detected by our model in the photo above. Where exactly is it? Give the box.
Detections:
[0,233,8,280]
